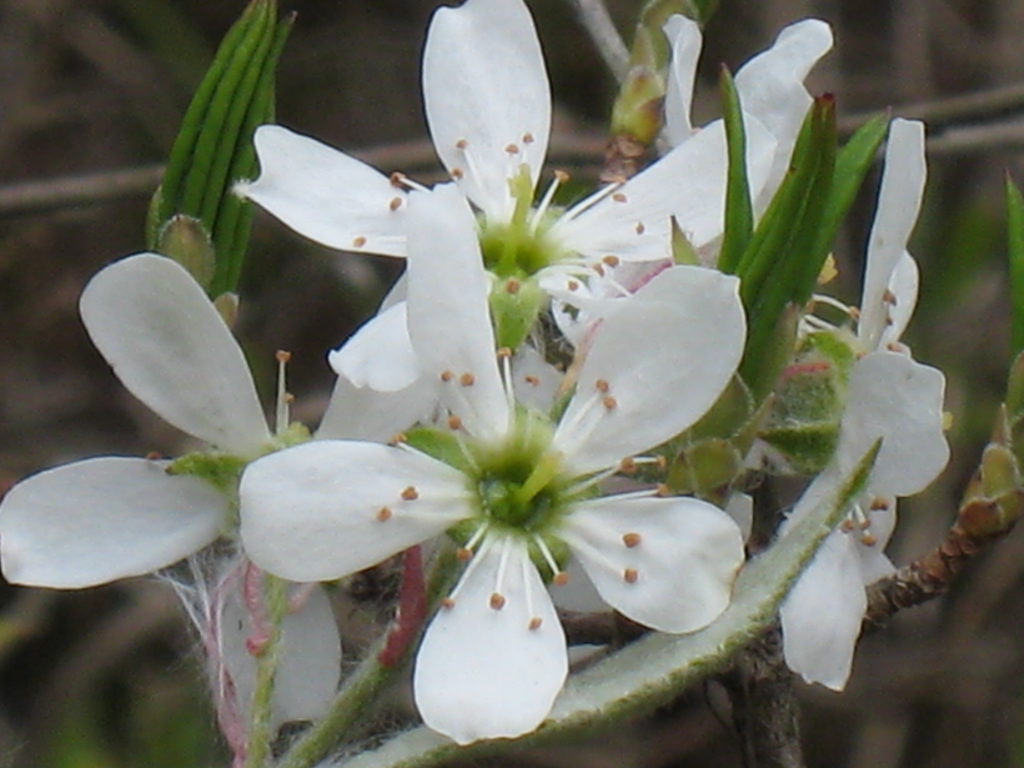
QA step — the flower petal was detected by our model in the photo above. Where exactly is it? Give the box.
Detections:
[406,185,510,444]
[838,351,948,497]
[238,125,407,256]
[328,302,420,392]
[879,253,919,349]
[413,536,567,744]
[562,495,744,633]
[554,265,745,476]
[239,441,470,582]
[735,19,833,204]
[222,582,341,728]
[422,0,550,221]
[0,457,225,588]
[511,344,562,415]
[780,529,866,690]
[316,375,435,442]
[79,253,269,455]
[859,119,926,349]
[663,15,703,145]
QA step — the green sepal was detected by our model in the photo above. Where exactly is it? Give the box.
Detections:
[685,374,755,443]
[489,275,545,351]
[609,67,665,147]
[716,65,753,274]
[275,421,312,449]
[166,451,248,495]
[1007,175,1024,356]
[671,220,700,265]
[666,438,742,506]
[403,427,472,474]
[156,214,216,290]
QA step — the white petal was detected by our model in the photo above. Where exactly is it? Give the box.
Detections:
[328,302,420,392]
[511,345,562,415]
[239,441,470,582]
[222,582,341,728]
[878,253,920,349]
[413,537,566,744]
[316,375,436,442]
[859,119,926,349]
[735,19,833,204]
[0,457,225,588]
[239,125,407,256]
[554,266,745,476]
[422,0,550,221]
[663,15,703,145]
[780,530,866,690]
[79,254,269,455]
[838,352,949,497]
[406,185,510,444]
[562,495,744,633]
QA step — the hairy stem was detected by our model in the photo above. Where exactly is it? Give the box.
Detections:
[245,571,288,768]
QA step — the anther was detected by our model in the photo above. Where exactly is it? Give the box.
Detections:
[841,519,856,532]
[505,143,520,155]
[146,451,164,461]
[595,378,610,392]
[882,289,897,305]
[619,457,637,475]
[861,533,878,546]
[885,316,894,326]
[635,222,645,235]
[401,486,419,501]
[552,572,570,586]
[528,617,543,630]
[451,168,464,179]
[554,169,570,183]
[389,197,403,211]
[390,171,411,189]
[612,192,628,203]
[655,456,668,471]
[623,532,642,548]
[447,415,463,430]
[656,483,670,496]
[623,568,639,584]
[849,306,861,320]
[523,132,535,144]
[276,350,292,364]
[441,597,456,609]
[352,236,367,248]
[388,433,408,445]
[505,278,521,294]
[440,370,455,382]
[489,592,506,610]
[376,506,393,522]
[870,498,890,511]
[524,375,540,386]
[497,347,513,359]
[459,372,476,386]
[602,255,620,268]
[456,139,469,150]
[602,395,618,410]
[592,263,606,277]
[568,280,580,291]
[456,547,473,562]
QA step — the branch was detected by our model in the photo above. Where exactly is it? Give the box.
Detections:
[567,0,630,82]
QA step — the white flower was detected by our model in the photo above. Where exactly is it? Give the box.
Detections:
[0,253,272,588]
[780,118,948,690]
[239,184,748,744]
[237,0,775,293]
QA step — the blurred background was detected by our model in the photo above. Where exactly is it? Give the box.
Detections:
[1,0,1023,766]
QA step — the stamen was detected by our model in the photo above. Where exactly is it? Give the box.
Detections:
[524,375,540,386]
[623,568,639,584]
[561,180,624,222]
[352,236,367,248]
[870,498,890,511]
[656,483,670,496]
[882,289,897,305]
[552,572,570,586]
[447,415,463,430]
[376,506,393,522]
[389,172,429,193]
[505,278,521,294]
[462,522,490,555]
[529,617,543,630]
[595,379,610,392]
[522,132,535,144]
[532,535,566,584]
[440,370,455,382]
[389,197,403,211]
[459,372,476,386]
[389,432,408,445]
[490,593,507,610]
[568,280,580,291]
[504,143,520,155]
[592,263,605,277]
[440,597,456,609]
[146,451,163,461]
[451,168,464,179]
[521,552,540,630]
[489,537,513,611]
[531,170,567,231]
[635,222,645,235]
[612,192,627,203]
[275,350,292,436]
[602,395,618,410]
[401,486,419,501]
[861,533,878,546]
[602,255,620,268]
[622,532,641,548]
[619,457,637,475]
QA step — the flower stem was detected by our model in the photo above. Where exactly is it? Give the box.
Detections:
[276,550,462,768]
[244,570,287,768]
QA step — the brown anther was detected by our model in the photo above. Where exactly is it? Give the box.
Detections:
[623,568,639,584]
[592,263,606,277]
[441,597,456,609]
[284,393,295,404]
[456,139,469,149]
[886,342,902,352]
[655,455,668,471]
[554,169,570,183]
[451,168,465,179]
[275,350,292,363]
[376,506,393,522]
[884,316,894,326]
[459,372,476,386]
[841,519,856,532]
[859,518,872,530]
[849,306,862,320]
[489,592,507,610]
[352,236,367,248]
[401,486,419,501]
[389,197,403,211]
[656,483,670,497]
[497,347,513,359]
[552,572,570,586]
[612,192,627,203]
[595,378,610,392]
[388,432,408,445]
[390,171,412,189]
[602,395,618,410]
[447,415,463,430]
[635,222,646,235]
[622,532,642,548]
[528,617,543,630]
[145,451,164,461]
[524,375,540,386]
[522,132,535,144]
[602,255,620,268]
[505,278,521,294]
[882,289,897,305]
[505,143,520,154]
[568,280,580,291]
[619,457,637,475]
[861,533,878,546]
[456,547,473,562]
[870,498,890,511]
[440,370,455,382]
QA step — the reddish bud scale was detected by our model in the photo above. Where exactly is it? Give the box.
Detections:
[377,546,428,667]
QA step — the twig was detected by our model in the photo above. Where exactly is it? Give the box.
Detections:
[567,0,629,83]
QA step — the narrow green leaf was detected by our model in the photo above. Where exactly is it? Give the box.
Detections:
[1007,174,1024,355]
[717,65,753,274]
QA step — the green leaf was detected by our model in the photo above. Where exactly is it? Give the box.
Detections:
[333,444,882,768]
[1007,174,1024,356]
[716,66,753,274]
